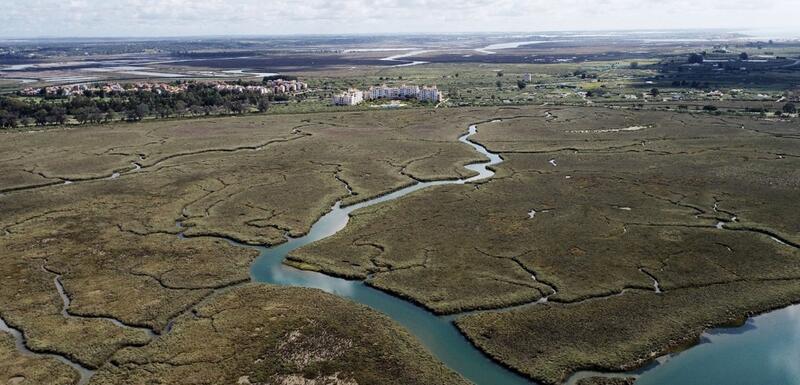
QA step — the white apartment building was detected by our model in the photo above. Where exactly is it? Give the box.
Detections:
[363,85,441,102]
[332,84,442,106]
[369,85,419,99]
[332,89,364,106]
[419,86,441,102]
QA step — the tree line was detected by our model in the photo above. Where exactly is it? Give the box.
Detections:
[0,83,284,129]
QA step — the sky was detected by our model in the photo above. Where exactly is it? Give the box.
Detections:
[0,0,797,38]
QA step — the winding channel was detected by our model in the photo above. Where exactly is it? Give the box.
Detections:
[0,318,94,385]
[4,120,799,385]
[1,122,531,385]
[240,122,537,385]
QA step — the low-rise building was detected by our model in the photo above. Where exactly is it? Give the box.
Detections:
[264,79,308,93]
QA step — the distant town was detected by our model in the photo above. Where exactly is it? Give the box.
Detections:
[20,78,309,97]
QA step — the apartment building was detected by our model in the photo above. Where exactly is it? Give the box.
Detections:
[332,84,442,106]
[332,89,365,106]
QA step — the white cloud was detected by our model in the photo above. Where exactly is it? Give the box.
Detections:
[0,0,796,38]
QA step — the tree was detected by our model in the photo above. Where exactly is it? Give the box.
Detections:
[650,88,660,97]
[257,98,270,113]
[517,80,527,90]
[174,100,187,117]
[34,109,49,126]
[447,86,460,99]
[739,52,749,60]
[784,102,797,114]
[0,109,12,128]
[156,106,174,118]
[51,106,67,125]
[496,80,503,89]
[134,103,150,121]
[189,105,204,116]
[230,101,245,114]
[88,108,104,124]
[688,53,704,64]
[74,107,91,124]
[497,71,504,77]
[630,62,640,69]
[3,113,20,128]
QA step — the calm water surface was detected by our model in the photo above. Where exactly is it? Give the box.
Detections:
[248,125,534,385]
[636,304,800,385]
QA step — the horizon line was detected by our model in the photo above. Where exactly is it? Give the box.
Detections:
[5,27,796,42]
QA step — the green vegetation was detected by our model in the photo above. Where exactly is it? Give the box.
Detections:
[1,78,798,384]
[0,82,279,128]
[458,281,800,385]
[577,378,635,385]
[0,334,79,385]
[288,106,800,381]
[91,285,469,385]
[0,108,495,380]
[2,34,799,385]
[4,42,799,129]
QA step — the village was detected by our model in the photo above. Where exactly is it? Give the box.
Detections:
[19,78,309,97]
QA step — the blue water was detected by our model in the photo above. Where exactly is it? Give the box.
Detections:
[247,124,535,385]
[636,304,800,385]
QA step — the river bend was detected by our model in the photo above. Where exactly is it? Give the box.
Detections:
[244,123,535,385]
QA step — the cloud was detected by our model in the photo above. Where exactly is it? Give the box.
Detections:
[0,0,795,38]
